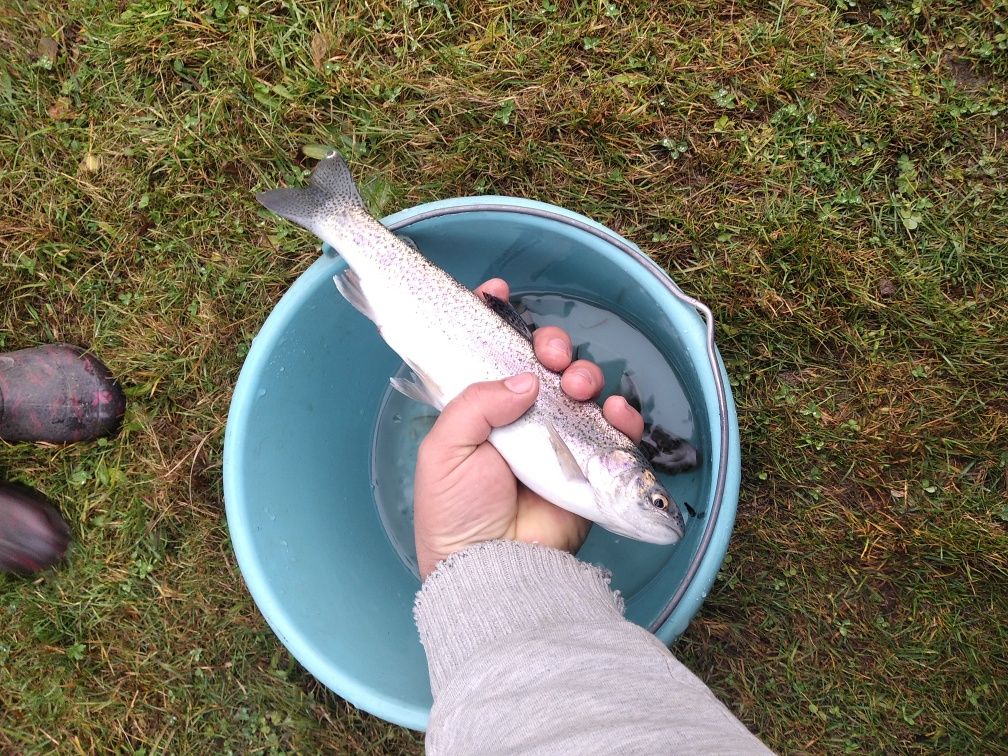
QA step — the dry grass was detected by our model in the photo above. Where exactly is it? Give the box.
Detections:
[2,0,1006,751]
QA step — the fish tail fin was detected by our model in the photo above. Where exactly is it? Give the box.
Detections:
[256,151,364,233]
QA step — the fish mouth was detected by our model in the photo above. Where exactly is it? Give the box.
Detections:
[603,515,684,545]
[643,523,685,546]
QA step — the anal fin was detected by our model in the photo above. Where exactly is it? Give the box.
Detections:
[333,268,376,323]
[390,374,438,408]
[390,359,444,409]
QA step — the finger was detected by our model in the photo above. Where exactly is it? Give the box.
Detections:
[532,326,573,372]
[474,278,509,302]
[602,395,645,444]
[421,373,539,464]
[560,359,605,402]
[515,487,592,551]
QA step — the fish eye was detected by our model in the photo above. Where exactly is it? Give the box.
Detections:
[651,494,669,511]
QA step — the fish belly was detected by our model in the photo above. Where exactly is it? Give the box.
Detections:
[360,273,525,404]
[489,420,599,520]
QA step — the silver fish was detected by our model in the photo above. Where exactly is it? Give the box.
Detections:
[257,153,684,544]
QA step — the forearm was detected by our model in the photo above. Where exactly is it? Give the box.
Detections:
[414,540,772,755]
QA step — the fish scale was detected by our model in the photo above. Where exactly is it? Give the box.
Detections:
[256,152,684,545]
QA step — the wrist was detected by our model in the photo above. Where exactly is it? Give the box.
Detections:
[414,540,624,694]
[416,524,518,580]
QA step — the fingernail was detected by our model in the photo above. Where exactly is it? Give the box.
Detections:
[548,337,571,361]
[571,366,593,386]
[505,373,535,393]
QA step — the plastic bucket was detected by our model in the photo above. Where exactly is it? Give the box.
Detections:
[223,196,740,731]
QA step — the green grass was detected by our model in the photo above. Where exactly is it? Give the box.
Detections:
[2,0,1006,751]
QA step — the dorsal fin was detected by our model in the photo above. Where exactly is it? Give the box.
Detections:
[482,293,534,342]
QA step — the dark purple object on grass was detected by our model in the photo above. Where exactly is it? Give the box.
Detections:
[0,482,71,574]
[0,344,126,443]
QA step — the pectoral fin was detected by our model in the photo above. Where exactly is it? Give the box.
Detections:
[545,419,588,482]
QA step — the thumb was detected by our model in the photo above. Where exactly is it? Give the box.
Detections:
[421,373,539,462]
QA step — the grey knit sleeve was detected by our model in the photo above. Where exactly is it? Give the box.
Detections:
[414,540,773,755]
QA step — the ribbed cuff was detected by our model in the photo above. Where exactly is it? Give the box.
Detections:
[413,540,625,695]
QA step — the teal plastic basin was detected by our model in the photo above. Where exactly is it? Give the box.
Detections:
[223,196,740,732]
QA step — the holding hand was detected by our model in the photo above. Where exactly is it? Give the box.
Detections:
[413,279,645,579]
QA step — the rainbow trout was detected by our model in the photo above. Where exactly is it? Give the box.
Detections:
[257,153,684,544]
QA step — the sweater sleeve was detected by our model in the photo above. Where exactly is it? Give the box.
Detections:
[414,540,773,755]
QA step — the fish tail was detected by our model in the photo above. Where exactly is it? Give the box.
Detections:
[256,151,364,233]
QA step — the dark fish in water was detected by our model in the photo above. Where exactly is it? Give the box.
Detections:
[620,372,701,475]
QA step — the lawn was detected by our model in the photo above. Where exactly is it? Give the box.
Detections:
[1,0,1006,751]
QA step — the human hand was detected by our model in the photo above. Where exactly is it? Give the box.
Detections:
[413,278,645,579]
